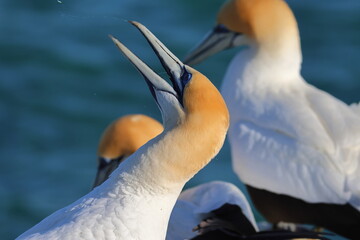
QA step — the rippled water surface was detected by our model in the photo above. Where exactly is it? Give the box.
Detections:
[1,0,359,239]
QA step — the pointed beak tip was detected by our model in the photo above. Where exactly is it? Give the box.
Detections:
[109,34,118,44]
[109,35,126,52]
[129,21,144,30]
[108,34,115,41]
[129,21,148,34]
[128,20,138,25]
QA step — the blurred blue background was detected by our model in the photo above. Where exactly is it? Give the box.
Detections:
[1,0,359,238]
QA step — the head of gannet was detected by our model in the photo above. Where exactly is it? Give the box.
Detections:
[110,21,229,184]
[184,0,301,69]
[93,114,163,188]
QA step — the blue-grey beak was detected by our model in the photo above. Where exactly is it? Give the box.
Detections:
[184,24,242,66]
[110,21,189,106]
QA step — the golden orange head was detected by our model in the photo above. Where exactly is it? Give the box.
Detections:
[217,0,298,45]
[98,114,163,160]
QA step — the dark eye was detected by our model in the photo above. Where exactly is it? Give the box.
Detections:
[181,68,192,87]
[214,24,229,33]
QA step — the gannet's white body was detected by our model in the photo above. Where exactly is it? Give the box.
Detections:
[184,0,360,237]
[91,117,257,240]
[223,60,360,206]
[17,22,229,240]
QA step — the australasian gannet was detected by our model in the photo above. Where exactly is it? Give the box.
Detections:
[184,0,360,238]
[16,21,229,240]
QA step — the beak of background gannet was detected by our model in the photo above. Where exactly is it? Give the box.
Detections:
[184,25,244,66]
[92,114,163,189]
[93,156,124,188]
[110,21,192,114]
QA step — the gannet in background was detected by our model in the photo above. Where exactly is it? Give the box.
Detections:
[93,114,163,188]
[16,21,230,240]
[184,0,360,238]
[91,114,330,240]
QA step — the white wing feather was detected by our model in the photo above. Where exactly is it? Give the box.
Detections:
[229,79,360,209]
[166,181,258,240]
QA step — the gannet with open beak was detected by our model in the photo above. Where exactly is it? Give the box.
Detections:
[16,21,229,240]
[184,0,360,238]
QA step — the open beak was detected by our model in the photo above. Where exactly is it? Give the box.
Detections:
[183,25,241,66]
[110,21,187,106]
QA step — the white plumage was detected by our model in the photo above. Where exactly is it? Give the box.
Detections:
[223,51,360,208]
[17,159,180,240]
[90,119,256,239]
[167,181,258,240]
[91,118,257,240]
[350,103,360,116]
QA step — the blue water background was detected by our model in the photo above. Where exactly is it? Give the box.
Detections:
[1,0,359,239]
